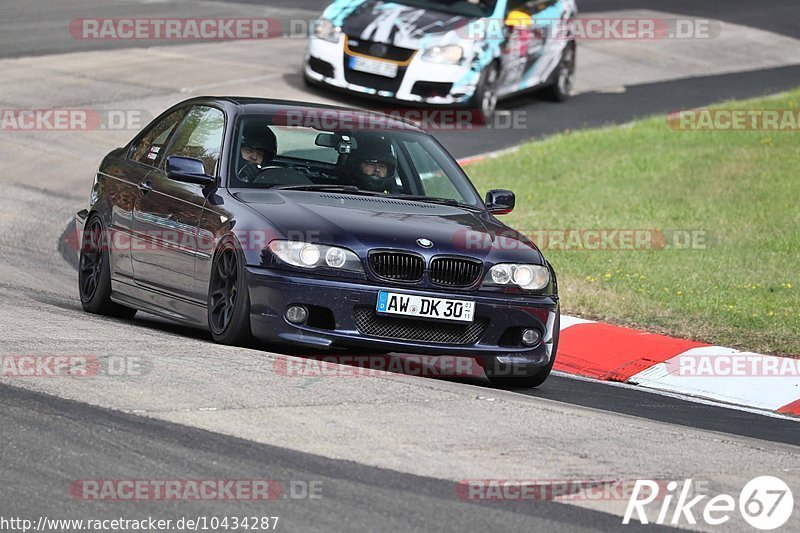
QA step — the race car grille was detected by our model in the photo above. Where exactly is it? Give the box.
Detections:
[430,257,483,287]
[369,252,424,282]
[343,67,405,93]
[412,81,454,99]
[353,308,488,345]
[345,37,416,63]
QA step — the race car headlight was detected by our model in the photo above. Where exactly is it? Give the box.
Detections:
[421,44,464,65]
[483,264,550,290]
[313,19,342,43]
[268,241,363,272]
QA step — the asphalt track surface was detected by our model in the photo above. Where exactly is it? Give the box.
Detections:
[1,0,796,158]
[1,383,675,533]
[1,0,796,59]
[1,1,799,531]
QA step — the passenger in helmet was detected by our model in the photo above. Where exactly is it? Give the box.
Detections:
[237,123,277,183]
[343,134,398,193]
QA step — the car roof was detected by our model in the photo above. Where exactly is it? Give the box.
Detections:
[184,96,427,133]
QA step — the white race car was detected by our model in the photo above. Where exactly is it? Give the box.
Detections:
[304,0,577,118]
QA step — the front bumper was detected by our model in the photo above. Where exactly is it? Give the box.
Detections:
[246,267,559,370]
[305,36,478,106]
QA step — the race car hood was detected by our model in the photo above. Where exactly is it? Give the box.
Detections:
[327,0,481,51]
[234,190,543,264]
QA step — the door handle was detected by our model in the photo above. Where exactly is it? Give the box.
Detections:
[138,180,153,194]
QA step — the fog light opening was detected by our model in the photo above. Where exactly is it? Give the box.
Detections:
[286,305,309,325]
[521,328,541,347]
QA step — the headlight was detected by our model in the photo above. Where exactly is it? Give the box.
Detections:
[268,241,363,273]
[421,44,463,65]
[483,264,550,290]
[313,19,341,43]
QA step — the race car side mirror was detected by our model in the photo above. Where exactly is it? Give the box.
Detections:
[485,189,515,215]
[166,156,215,186]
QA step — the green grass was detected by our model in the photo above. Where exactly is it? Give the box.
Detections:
[466,90,800,356]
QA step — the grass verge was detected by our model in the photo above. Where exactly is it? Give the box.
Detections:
[467,90,800,355]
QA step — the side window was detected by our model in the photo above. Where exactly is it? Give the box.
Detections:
[130,110,185,166]
[163,106,225,176]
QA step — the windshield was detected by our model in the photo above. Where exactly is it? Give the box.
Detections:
[390,0,498,18]
[229,115,482,207]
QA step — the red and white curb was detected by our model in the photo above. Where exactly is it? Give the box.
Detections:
[457,156,799,417]
[556,317,800,417]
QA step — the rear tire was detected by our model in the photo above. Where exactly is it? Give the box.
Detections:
[485,313,560,389]
[78,216,137,319]
[208,236,254,346]
[541,41,575,102]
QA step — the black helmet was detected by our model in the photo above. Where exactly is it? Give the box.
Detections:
[346,134,397,192]
[240,123,277,162]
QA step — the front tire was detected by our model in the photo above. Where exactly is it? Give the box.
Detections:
[541,41,576,102]
[208,237,253,346]
[78,216,137,319]
[470,62,499,124]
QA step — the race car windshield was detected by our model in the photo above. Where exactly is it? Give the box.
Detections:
[392,0,498,18]
[230,115,482,208]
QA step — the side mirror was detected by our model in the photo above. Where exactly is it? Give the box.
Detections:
[166,156,215,185]
[485,189,515,215]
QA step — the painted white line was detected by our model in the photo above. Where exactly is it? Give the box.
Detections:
[629,346,800,411]
[560,315,595,330]
[457,145,520,167]
[552,370,800,422]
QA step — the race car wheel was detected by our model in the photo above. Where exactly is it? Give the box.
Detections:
[484,313,560,389]
[542,41,575,102]
[472,63,499,123]
[208,236,253,346]
[78,216,137,318]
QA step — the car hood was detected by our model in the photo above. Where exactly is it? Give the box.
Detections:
[234,190,543,263]
[328,0,479,51]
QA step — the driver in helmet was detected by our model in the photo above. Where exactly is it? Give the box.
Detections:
[344,134,398,193]
[237,124,277,183]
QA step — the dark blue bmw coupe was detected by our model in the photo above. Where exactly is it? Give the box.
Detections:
[76,97,559,387]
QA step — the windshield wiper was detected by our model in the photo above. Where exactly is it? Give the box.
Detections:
[275,184,384,196]
[385,194,482,210]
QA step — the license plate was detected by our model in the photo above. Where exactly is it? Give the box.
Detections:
[376,291,475,323]
[349,56,398,78]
